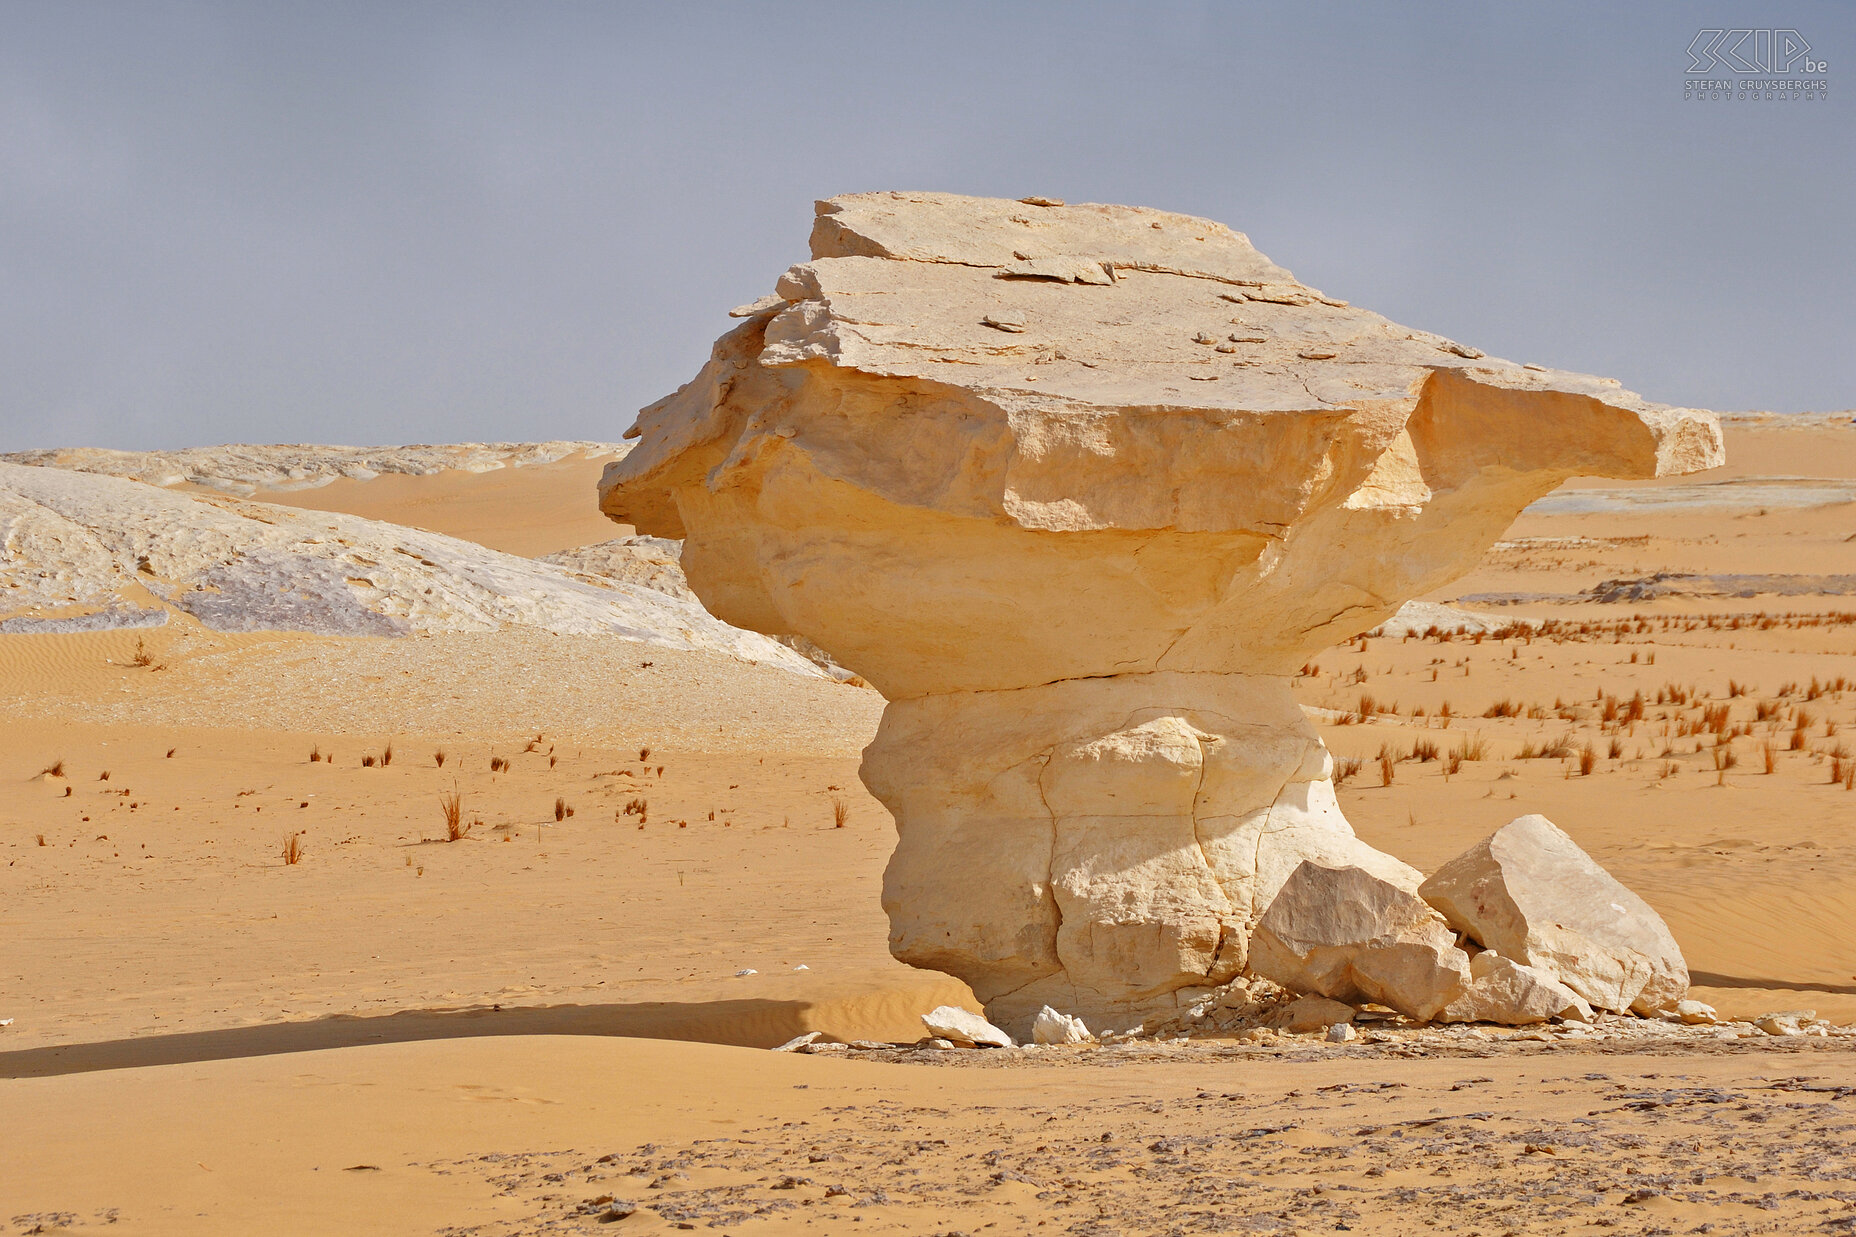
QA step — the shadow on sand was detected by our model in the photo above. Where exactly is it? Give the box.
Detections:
[0,998,820,1079]
[1689,971,1856,997]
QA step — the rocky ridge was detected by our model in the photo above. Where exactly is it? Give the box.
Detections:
[0,460,819,673]
[2,441,623,496]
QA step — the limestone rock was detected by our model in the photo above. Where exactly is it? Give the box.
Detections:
[1325,1022,1356,1043]
[1441,952,1592,1025]
[0,461,820,675]
[4,441,622,496]
[1249,862,1471,1022]
[598,191,1725,1030]
[772,1031,823,1052]
[543,538,862,682]
[1280,996,1358,1033]
[540,535,697,601]
[1031,1006,1093,1045]
[1676,999,1719,1025]
[921,1005,1014,1048]
[1419,815,1689,1015]
[1369,600,1533,639]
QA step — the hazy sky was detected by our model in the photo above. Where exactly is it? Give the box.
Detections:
[2,2,1850,451]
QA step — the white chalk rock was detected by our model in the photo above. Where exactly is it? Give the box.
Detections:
[1281,996,1359,1033]
[1031,1006,1093,1045]
[1676,998,1719,1025]
[922,1004,1014,1048]
[1441,952,1593,1025]
[600,191,1725,1033]
[771,1031,823,1052]
[1419,815,1689,1015]
[1249,862,1471,1022]
[0,460,820,675]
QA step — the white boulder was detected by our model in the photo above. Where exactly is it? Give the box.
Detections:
[1249,862,1471,1022]
[1030,1006,1093,1045]
[1419,815,1689,1015]
[922,1005,1014,1048]
[1442,952,1592,1025]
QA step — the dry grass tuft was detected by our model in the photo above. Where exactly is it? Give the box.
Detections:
[166,747,176,758]
[361,754,376,768]
[490,755,509,773]
[1378,752,1395,786]
[833,798,850,828]
[440,790,469,841]
[98,770,109,781]
[434,750,446,768]
[281,833,303,865]
[554,796,568,822]
[129,637,165,670]
[381,743,394,768]
[41,759,65,778]
[1762,741,1778,775]
[36,833,46,846]
[1333,756,1364,786]
[309,746,322,763]
[639,747,651,762]
[1578,745,1597,776]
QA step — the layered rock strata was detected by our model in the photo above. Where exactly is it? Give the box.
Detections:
[598,191,1724,1034]
[0,460,819,672]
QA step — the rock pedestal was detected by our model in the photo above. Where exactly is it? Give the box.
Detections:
[599,191,1723,1036]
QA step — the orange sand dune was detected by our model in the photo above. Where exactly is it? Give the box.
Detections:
[208,449,629,556]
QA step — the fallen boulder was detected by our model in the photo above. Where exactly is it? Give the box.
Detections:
[1031,1006,1093,1045]
[1441,951,1591,1025]
[1249,862,1470,1022]
[922,1005,1014,1048]
[1418,815,1688,1015]
[1280,995,1358,1033]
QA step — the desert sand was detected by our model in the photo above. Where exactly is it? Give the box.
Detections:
[6,411,1856,1234]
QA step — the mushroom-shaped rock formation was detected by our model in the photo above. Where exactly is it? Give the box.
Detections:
[599,191,1724,1035]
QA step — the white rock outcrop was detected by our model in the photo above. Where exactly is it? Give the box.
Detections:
[598,191,1724,1034]
[1441,952,1592,1025]
[3,441,623,496]
[0,460,819,673]
[1030,1006,1093,1045]
[1249,861,1470,1022]
[921,1004,1014,1048]
[1419,815,1689,1015]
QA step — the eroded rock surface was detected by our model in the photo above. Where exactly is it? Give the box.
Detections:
[1249,861,1469,1022]
[1420,814,1689,1015]
[4,441,622,495]
[598,191,1723,1032]
[0,460,819,673]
